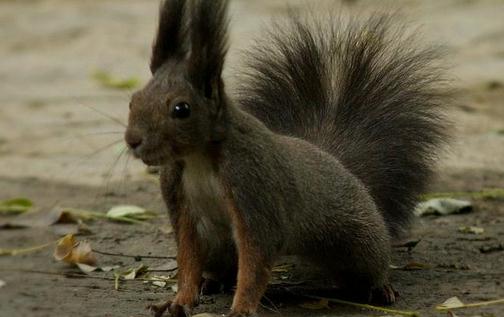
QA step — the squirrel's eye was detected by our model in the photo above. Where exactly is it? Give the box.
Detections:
[172,102,191,119]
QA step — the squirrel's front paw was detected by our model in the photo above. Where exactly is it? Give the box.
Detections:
[147,301,192,317]
[369,284,399,305]
[147,301,171,317]
[169,303,192,317]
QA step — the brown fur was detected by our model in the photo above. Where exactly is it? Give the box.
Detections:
[173,210,202,308]
[224,191,272,315]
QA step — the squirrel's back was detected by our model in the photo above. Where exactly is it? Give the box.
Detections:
[239,13,449,237]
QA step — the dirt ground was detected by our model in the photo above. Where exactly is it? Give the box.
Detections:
[1,0,504,316]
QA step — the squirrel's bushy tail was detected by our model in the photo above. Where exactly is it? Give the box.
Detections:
[239,13,449,237]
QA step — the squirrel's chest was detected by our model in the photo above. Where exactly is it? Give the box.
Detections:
[181,155,231,242]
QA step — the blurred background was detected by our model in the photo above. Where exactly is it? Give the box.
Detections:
[0,0,503,316]
[0,0,503,192]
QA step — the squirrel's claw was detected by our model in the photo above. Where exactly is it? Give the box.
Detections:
[147,301,191,317]
[169,303,192,317]
[147,301,171,317]
[369,284,399,305]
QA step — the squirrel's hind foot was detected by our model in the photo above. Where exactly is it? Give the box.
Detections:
[369,284,399,305]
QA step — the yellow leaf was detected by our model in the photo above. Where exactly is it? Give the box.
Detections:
[53,234,97,266]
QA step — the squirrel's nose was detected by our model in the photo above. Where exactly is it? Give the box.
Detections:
[128,138,142,150]
[125,130,143,151]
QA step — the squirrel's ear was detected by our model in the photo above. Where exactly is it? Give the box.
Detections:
[188,0,229,100]
[150,0,188,74]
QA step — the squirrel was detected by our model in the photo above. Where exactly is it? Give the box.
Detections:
[124,0,448,316]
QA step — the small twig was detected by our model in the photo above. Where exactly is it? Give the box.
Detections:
[148,269,178,273]
[93,249,176,260]
[0,269,115,281]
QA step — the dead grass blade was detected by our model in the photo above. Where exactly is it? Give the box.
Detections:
[300,294,420,317]
[436,296,504,311]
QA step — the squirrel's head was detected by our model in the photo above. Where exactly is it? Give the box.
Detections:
[125,0,229,166]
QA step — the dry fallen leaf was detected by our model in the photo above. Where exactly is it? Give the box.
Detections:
[458,226,484,235]
[272,263,295,273]
[113,264,149,290]
[152,281,167,288]
[145,274,177,289]
[415,198,473,216]
[436,297,465,310]
[107,205,146,218]
[436,296,504,311]
[415,198,472,216]
[106,205,157,223]
[53,234,97,266]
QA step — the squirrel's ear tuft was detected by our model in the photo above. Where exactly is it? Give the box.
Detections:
[188,0,229,99]
[150,0,188,74]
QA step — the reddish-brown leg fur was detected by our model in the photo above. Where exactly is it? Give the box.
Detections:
[148,210,202,317]
[226,197,273,317]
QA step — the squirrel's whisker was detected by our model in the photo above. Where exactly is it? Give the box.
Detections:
[118,150,132,197]
[96,145,128,202]
[79,131,125,136]
[82,139,124,161]
[77,103,127,128]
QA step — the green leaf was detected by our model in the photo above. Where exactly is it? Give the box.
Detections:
[0,198,33,215]
[92,70,140,90]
